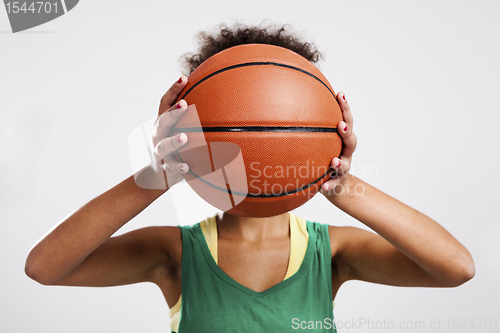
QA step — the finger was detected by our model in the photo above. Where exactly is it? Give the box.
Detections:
[154,99,188,142]
[158,76,188,115]
[162,155,189,174]
[321,177,342,192]
[153,133,188,162]
[330,157,351,177]
[337,91,353,130]
[337,120,357,159]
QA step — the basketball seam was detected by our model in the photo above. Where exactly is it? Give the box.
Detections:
[180,61,335,100]
[174,126,338,133]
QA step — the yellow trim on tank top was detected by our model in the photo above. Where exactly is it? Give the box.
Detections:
[170,213,321,332]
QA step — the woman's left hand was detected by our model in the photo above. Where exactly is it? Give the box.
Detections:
[320,91,357,194]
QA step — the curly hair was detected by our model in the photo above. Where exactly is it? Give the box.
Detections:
[180,23,323,75]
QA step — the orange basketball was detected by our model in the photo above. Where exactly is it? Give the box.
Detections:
[174,44,343,217]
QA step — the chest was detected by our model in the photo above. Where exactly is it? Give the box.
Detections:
[217,237,290,292]
[177,226,337,333]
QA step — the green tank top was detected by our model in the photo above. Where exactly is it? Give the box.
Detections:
[177,221,337,332]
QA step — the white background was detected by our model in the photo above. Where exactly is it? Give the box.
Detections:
[1,0,499,332]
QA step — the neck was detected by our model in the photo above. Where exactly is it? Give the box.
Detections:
[216,212,290,241]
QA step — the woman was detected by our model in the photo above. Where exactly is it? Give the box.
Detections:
[25,24,475,332]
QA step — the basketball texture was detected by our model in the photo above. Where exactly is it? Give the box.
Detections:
[173,44,343,217]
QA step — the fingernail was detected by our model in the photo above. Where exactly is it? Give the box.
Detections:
[344,125,348,133]
[336,159,341,167]
[176,102,182,109]
[179,165,184,172]
[323,183,330,191]
[343,94,346,101]
[177,77,183,84]
[177,134,183,143]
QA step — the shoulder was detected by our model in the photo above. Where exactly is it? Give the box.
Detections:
[138,225,183,265]
[154,222,206,264]
[327,225,394,284]
[327,225,371,259]
[299,221,363,259]
[326,225,367,286]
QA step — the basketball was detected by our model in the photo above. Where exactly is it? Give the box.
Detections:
[173,44,343,217]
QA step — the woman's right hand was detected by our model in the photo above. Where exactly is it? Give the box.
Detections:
[151,76,191,189]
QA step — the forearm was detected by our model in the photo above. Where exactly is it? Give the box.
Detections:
[324,174,475,284]
[25,172,167,284]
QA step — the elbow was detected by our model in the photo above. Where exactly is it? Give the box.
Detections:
[25,262,43,284]
[441,254,476,287]
[457,258,475,285]
[25,256,58,286]
[25,262,48,285]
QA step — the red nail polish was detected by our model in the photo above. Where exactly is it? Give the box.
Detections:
[336,160,341,167]
[343,94,346,101]
[177,77,182,84]
[177,134,183,142]
[176,102,182,109]
[344,126,348,132]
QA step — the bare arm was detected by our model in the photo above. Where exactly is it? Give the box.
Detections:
[321,92,474,288]
[327,175,475,287]
[25,77,190,287]
[25,175,170,285]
